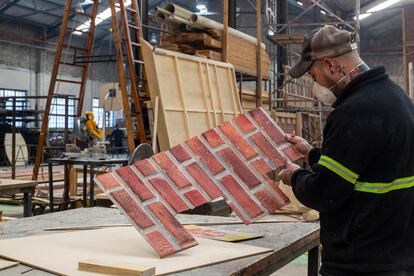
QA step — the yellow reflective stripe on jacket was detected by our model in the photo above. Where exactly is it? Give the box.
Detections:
[354,176,414,194]
[318,155,359,184]
[318,155,414,194]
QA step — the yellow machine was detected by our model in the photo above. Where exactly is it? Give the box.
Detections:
[85,111,103,139]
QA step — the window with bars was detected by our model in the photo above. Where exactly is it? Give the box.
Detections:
[0,88,27,127]
[92,98,115,129]
[49,97,76,129]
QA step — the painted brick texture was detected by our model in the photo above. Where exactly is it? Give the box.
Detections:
[95,107,302,258]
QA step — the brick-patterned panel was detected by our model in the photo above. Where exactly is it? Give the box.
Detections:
[218,121,258,160]
[250,132,287,167]
[110,189,154,229]
[134,159,157,177]
[97,173,120,189]
[148,202,197,247]
[185,136,225,175]
[202,129,224,148]
[185,162,222,199]
[218,147,261,189]
[169,144,191,163]
[153,152,192,189]
[220,174,264,219]
[96,107,302,258]
[148,176,190,213]
[115,166,154,201]
[249,108,286,145]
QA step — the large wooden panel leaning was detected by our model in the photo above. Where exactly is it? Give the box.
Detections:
[141,39,243,151]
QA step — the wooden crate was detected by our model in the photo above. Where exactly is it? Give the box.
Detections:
[141,39,242,151]
[271,111,300,135]
[241,88,270,112]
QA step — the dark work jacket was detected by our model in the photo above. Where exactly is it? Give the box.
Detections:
[292,66,414,274]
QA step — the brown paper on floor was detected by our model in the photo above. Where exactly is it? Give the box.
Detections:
[278,181,319,221]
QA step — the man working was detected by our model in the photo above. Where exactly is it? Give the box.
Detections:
[278,25,414,275]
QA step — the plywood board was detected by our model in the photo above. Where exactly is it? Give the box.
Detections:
[0,259,18,270]
[0,227,272,276]
[4,133,28,166]
[141,39,242,151]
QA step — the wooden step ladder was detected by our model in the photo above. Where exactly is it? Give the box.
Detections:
[110,0,147,152]
[33,0,99,180]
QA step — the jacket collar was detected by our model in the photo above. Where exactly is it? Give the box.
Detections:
[332,66,388,108]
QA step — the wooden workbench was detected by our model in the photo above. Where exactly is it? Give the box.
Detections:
[0,207,320,275]
[0,178,37,217]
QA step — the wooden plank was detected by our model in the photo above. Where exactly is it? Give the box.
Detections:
[0,259,18,270]
[78,259,155,276]
[0,227,272,276]
[141,39,242,150]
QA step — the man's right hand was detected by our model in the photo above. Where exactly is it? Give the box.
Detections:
[285,133,313,161]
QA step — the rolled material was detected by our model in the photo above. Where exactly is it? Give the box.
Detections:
[165,3,194,21]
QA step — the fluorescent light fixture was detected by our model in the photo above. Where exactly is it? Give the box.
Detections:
[196,4,206,10]
[73,0,131,35]
[268,29,275,36]
[367,0,401,13]
[353,12,372,20]
[320,10,327,15]
[296,1,303,6]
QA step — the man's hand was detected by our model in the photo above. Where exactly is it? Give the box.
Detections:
[278,162,301,186]
[285,133,313,161]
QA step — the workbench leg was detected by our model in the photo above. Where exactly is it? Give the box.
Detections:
[63,165,70,210]
[23,192,32,217]
[83,165,87,207]
[48,162,54,213]
[308,245,321,276]
[89,165,95,207]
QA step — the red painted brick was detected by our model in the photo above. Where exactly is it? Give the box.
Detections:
[115,166,154,201]
[202,129,224,148]
[185,137,225,175]
[218,147,261,189]
[148,202,197,246]
[254,189,282,212]
[110,189,154,229]
[228,202,252,224]
[148,176,190,213]
[250,159,289,203]
[145,230,177,257]
[249,108,286,145]
[185,162,223,199]
[169,144,191,163]
[251,159,275,186]
[234,114,256,133]
[134,159,157,177]
[283,145,304,162]
[153,152,192,189]
[218,121,257,160]
[96,173,120,189]
[250,132,287,167]
[184,189,208,207]
[220,174,264,218]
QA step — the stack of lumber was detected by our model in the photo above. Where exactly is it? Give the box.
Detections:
[155,4,270,79]
[240,88,270,112]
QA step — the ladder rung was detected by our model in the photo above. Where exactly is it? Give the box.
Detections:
[134,59,144,64]
[131,42,141,47]
[74,11,92,18]
[128,24,140,30]
[59,61,84,67]
[126,7,137,13]
[63,44,88,51]
[56,79,82,84]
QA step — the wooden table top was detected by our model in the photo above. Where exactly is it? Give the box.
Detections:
[0,178,37,191]
[0,207,319,275]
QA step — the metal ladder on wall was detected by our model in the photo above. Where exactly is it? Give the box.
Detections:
[32,0,99,180]
[33,0,149,180]
[109,0,147,153]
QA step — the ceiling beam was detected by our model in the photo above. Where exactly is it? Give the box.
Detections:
[0,13,50,29]
[7,3,63,18]
[0,0,21,13]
